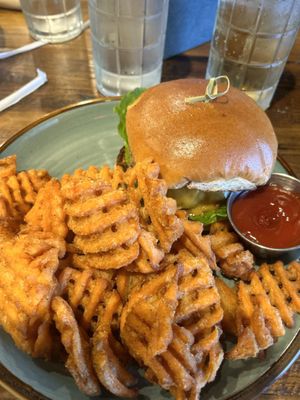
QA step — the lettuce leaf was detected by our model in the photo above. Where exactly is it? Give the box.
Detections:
[188,205,228,225]
[114,88,146,165]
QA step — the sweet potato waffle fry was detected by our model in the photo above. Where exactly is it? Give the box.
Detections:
[121,265,180,362]
[0,155,16,179]
[57,266,113,333]
[0,154,299,400]
[120,250,224,400]
[57,266,135,396]
[145,323,202,399]
[52,296,101,396]
[0,216,19,238]
[120,265,205,399]
[227,261,300,360]
[71,243,140,270]
[116,269,149,303]
[175,212,217,271]
[132,229,165,273]
[174,250,224,389]
[125,159,184,257]
[0,227,65,358]
[258,261,300,319]
[215,277,238,336]
[209,221,255,280]
[61,159,183,273]
[61,165,141,270]
[25,179,68,238]
[92,291,137,398]
[0,167,50,221]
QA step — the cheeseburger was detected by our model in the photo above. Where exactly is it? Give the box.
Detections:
[116,78,278,215]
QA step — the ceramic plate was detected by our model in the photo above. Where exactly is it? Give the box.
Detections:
[0,99,299,400]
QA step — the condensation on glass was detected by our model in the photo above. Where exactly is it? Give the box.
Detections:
[206,0,300,110]
[88,0,169,96]
[20,0,83,43]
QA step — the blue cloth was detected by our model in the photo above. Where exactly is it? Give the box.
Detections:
[163,0,218,59]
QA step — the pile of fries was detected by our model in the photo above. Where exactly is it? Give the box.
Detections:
[0,154,299,399]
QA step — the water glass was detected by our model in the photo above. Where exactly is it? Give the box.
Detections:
[20,0,83,43]
[206,0,300,110]
[88,0,170,96]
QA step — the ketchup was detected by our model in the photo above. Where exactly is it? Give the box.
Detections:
[231,184,300,249]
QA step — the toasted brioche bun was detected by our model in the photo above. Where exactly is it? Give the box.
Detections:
[126,79,278,191]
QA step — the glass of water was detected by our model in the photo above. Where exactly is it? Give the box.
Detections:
[20,0,83,43]
[206,0,300,110]
[88,0,170,96]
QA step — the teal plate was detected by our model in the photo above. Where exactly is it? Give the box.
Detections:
[0,99,299,400]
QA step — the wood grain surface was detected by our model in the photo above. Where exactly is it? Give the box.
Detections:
[0,1,299,400]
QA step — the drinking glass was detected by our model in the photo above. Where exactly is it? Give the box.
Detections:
[20,0,83,43]
[88,0,170,96]
[206,0,300,110]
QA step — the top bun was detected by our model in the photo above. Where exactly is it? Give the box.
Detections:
[126,79,278,191]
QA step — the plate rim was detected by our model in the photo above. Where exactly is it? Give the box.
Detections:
[0,98,299,400]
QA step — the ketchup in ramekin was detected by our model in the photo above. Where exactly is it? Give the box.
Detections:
[231,184,300,249]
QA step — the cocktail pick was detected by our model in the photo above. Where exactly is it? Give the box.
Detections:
[185,75,230,104]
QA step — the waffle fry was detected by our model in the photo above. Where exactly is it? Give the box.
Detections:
[57,267,112,333]
[0,217,19,239]
[145,324,199,395]
[145,323,223,400]
[117,231,165,274]
[61,167,140,271]
[2,155,299,399]
[0,168,50,221]
[72,242,140,270]
[0,228,65,358]
[227,282,274,360]
[133,229,165,272]
[227,261,300,360]
[56,267,134,396]
[110,165,126,190]
[73,218,139,253]
[215,277,238,336]
[25,179,68,238]
[52,296,100,396]
[176,212,217,271]
[125,159,183,253]
[120,263,205,399]
[0,196,9,220]
[92,291,137,398]
[174,250,220,322]
[286,261,300,297]
[61,170,110,200]
[258,261,300,322]
[174,250,224,392]
[121,265,180,361]
[72,165,112,182]
[209,221,255,280]
[120,249,223,400]
[116,270,149,303]
[227,327,259,360]
[61,160,184,274]
[0,155,16,179]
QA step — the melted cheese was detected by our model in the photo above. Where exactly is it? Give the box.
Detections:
[167,187,227,209]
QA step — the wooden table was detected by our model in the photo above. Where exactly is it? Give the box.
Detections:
[0,3,299,400]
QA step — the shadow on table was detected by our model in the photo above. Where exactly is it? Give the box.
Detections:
[162,54,208,81]
[271,69,296,104]
[0,27,5,48]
